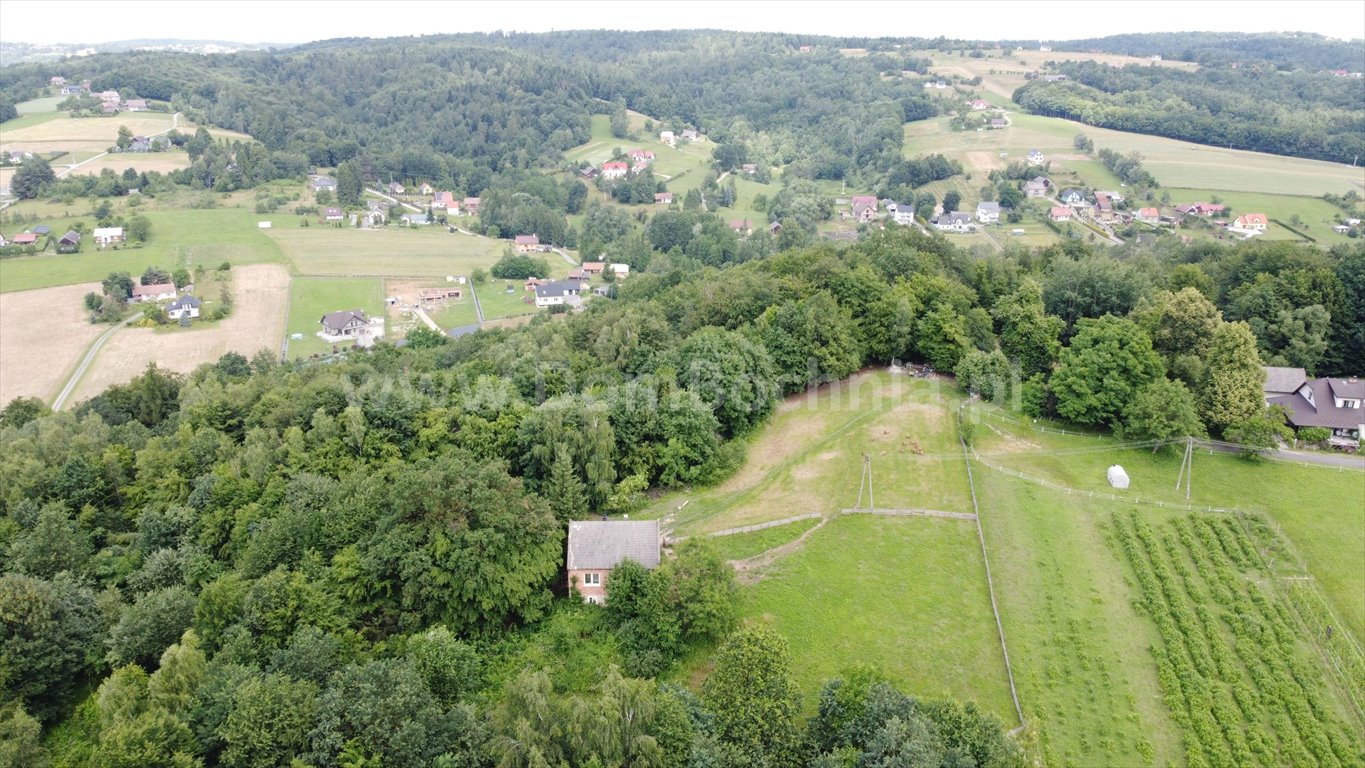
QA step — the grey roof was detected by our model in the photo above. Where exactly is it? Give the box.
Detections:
[321,309,368,333]
[1263,366,1306,395]
[535,279,583,299]
[934,212,972,225]
[1328,378,1365,399]
[1060,188,1084,199]
[31,225,50,235]
[567,520,661,571]
[448,323,481,338]
[977,201,1000,214]
[58,230,80,244]
[168,295,201,310]
[1270,378,1365,430]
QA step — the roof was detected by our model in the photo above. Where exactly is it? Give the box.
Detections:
[31,225,50,235]
[58,230,80,243]
[1050,206,1071,217]
[324,207,342,216]
[124,99,147,108]
[581,261,605,270]
[851,195,877,207]
[566,520,661,571]
[1263,366,1307,394]
[1060,188,1084,199]
[977,201,1000,213]
[535,279,584,298]
[1328,378,1365,399]
[93,226,123,237]
[321,309,368,332]
[1236,213,1268,225]
[1270,378,1365,430]
[515,234,540,245]
[168,295,201,309]
[132,282,175,297]
[602,161,628,170]
[463,197,480,205]
[1138,207,1160,217]
[11,233,38,244]
[934,212,972,225]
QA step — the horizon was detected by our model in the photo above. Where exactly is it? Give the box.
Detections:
[1,0,1363,47]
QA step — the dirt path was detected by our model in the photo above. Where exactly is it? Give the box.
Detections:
[730,514,831,585]
[68,264,290,404]
[52,310,144,411]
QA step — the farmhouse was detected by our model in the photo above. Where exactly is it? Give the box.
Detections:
[932,212,973,232]
[1264,367,1364,447]
[601,161,628,179]
[1233,213,1268,231]
[580,262,605,276]
[401,213,430,226]
[419,183,434,196]
[1049,206,1073,222]
[123,99,148,112]
[681,129,704,142]
[654,191,674,204]
[969,99,990,110]
[514,234,544,252]
[311,175,337,192]
[462,197,481,215]
[10,233,39,246]
[976,201,1001,224]
[892,202,916,225]
[627,149,655,162]
[1024,177,1049,198]
[323,207,344,222]
[50,76,66,86]
[97,90,120,102]
[1027,149,1045,164]
[131,282,177,303]
[432,191,456,210]
[566,519,661,604]
[610,263,629,279]
[1136,207,1161,224]
[534,279,584,308]
[93,226,125,246]
[741,163,757,174]
[1175,202,1226,217]
[61,84,85,95]
[387,181,405,195]
[1059,189,1086,206]
[729,219,753,235]
[320,309,370,338]
[166,295,201,320]
[1094,193,1114,219]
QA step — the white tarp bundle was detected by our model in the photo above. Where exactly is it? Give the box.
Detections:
[1107,465,1130,489]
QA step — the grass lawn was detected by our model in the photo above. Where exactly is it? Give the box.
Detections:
[0,207,287,293]
[705,517,822,562]
[646,371,972,536]
[426,296,480,329]
[475,280,540,321]
[739,514,1016,719]
[0,109,65,132]
[1160,187,1358,246]
[283,277,384,360]
[264,225,549,279]
[15,96,65,114]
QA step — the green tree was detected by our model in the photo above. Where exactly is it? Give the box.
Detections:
[955,348,1012,403]
[0,574,104,722]
[0,397,48,428]
[1263,304,1331,373]
[404,326,448,349]
[1199,321,1266,433]
[96,708,197,768]
[1043,256,1149,329]
[1051,315,1164,427]
[674,327,780,436]
[406,625,482,704]
[102,272,135,301]
[1225,407,1294,457]
[489,669,566,768]
[702,626,803,766]
[142,266,171,285]
[545,442,588,522]
[991,280,1062,376]
[941,190,961,213]
[11,156,55,200]
[8,504,91,579]
[610,103,630,139]
[147,631,207,714]
[0,703,47,768]
[106,586,197,669]
[335,160,364,208]
[1131,287,1222,360]
[658,538,737,642]
[756,292,862,394]
[127,215,151,243]
[116,125,133,150]
[1121,378,1206,451]
[219,674,318,768]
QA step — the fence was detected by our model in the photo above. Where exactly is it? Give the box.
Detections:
[842,507,977,520]
[705,513,822,539]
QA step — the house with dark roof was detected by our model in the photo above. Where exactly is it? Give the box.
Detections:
[56,230,81,253]
[892,202,916,226]
[320,309,370,337]
[534,279,584,308]
[976,201,1001,224]
[1025,177,1049,198]
[1059,189,1086,206]
[932,212,973,232]
[166,295,201,320]
[514,234,544,252]
[123,99,148,112]
[566,519,661,604]
[311,175,337,192]
[1263,366,1364,447]
[654,191,673,205]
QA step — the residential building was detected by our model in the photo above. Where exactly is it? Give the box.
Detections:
[419,183,434,196]
[627,149,655,162]
[50,76,66,86]
[659,130,675,146]
[729,219,752,235]
[601,161,629,180]
[1233,213,1268,231]
[166,295,201,320]
[1027,149,1045,164]
[323,207,344,222]
[131,282,177,303]
[1049,206,1072,222]
[56,230,81,253]
[123,99,148,111]
[969,99,990,110]
[681,129,703,142]
[741,163,757,174]
[462,197,481,215]
[514,234,543,252]
[311,175,337,193]
[1059,188,1086,206]
[97,90,120,102]
[566,519,661,604]
[581,261,605,276]
[401,212,430,226]
[610,263,629,279]
[534,279,584,308]
[1263,367,1364,446]
[976,201,1001,224]
[1136,207,1161,224]
[320,310,370,337]
[932,212,973,232]
[892,202,916,226]
[432,191,456,210]
[654,192,674,205]
[989,118,1008,129]
[93,226,125,246]
[10,233,39,246]
[387,181,405,195]
[1024,177,1049,198]
[1175,202,1226,217]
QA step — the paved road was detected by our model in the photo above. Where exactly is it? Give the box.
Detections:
[468,281,485,324]
[549,246,577,266]
[1201,440,1365,469]
[52,311,144,411]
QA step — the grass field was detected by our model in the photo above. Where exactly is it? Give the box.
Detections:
[283,276,384,359]
[566,113,717,201]
[263,226,538,279]
[15,96,66,114]
[741,514,1017,719]
[705,517,823,562]
[475,280,539,321]
[1160,187,1359,246]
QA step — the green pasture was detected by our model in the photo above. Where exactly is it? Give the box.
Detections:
[15,96,65,114]
[739,514,1016,720]
[705,517,822,563]
[263,225,533,279]
[1,110,65,132]
[425,294,480,329]
[283,276,384,359]
[1161,187,1358,246]
[475,280,540,321]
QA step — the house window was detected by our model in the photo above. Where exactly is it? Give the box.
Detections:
[583,572,601,586]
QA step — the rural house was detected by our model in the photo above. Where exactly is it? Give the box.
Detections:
[534,279,584,308]
[580,262,605,276]
[50,76,66,86]
[729,219,753,235]
[311,175,337,192]
[627,149,655,162]
[1263,367,1364,448]
[659,130,675,146]
[11,233,39,247]
[892,202,916,225]
[932,212,973,232]
[123,99,148,112]
[1175,202,1225,217]
[320,309,370,337]
[387,181,406,195]
[976,201,1001,224]
[601,161,629,180]
[610,263,629,279]
[970,99,990,110]
[1049,206,1072,222]
[1136,207,1161,224]
[462,197,481,215]
[401,212,430,226]
[166,295,201,320]
[1027,149,1045,164]
[1233,213,1268,231]
[515,234,544,252]
[1024,177,1049,198]
[566,519,661,604]
[432,191,456,210]
[989,118,1008,129]
[93,226,124,246]
[56,230,81,253]
[681,129,703,142]
[97,90,120,102]
[131,282,177,303]
[741,163,758,174]
[654,191,673,204]
[323,207,344,222]
[418,183,434,196]
[1059,189,1086,206]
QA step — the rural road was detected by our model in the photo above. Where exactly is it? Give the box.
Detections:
[51,310,144,411]
[411,305,441,332]
[468,281,485,323]
[549,246,577,266]
[364,188,422,213]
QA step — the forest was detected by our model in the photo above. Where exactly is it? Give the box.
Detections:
[2,215,1363,764]
[1013,59,1365,164]
[1048,31,1365,70]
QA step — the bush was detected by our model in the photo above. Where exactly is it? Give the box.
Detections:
[490,252,549,280]
[1296,427,1330,445]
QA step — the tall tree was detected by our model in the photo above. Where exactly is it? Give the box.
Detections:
[1199,321,1266,433]
[11,156,55,200]
[1121,378,1206,450]
[702,626,803,765]
[1050,315,1164,427]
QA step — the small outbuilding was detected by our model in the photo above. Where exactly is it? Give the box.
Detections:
[1107,465,1130,490]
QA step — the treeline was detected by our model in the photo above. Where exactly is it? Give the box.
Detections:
[1013,61,1365,164]
[1053,32,1365,71]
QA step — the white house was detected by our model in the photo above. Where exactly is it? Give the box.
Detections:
[892,202,916,226]
[534,279,585,308]
[932,212,973,233]
[1233,213,1268,231]
[166,295,201,320]
[976,201,1001,224]
[610,263,629,279]
[130,282,177,303]
[660,130,675,147]
[1027,149,1045,164]
[93,226,125,246]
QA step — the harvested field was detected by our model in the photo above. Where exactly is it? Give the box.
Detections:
[65,152,192,176]
[0,282,105,405]
[0,113,180,155]
[68,264,289,404]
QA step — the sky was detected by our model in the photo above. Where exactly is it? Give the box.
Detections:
[1,0,1363,46]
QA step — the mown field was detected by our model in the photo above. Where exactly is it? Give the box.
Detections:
[651,370,1363,766]
[1160,187,1359,246]
[284,276,384,359]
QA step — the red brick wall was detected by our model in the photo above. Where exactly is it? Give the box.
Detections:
[567,569,607,604]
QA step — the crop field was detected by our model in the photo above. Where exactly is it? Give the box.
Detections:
[65,151,193,176]
[0,282,105,404]
[0,113,183,155]
[68,264,290,403]
[283,276,384,360]
[928,50,1197,101]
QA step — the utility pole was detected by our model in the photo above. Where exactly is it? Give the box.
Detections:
[1174,437,1193,501]
[855,453,874,511]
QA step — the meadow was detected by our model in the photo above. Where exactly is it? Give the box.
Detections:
[1160,187,1358,246]
[283,276,384,359]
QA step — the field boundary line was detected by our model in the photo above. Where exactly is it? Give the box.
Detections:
[841,507,976,520]
[704,513,822,539]
[959,403,1025,729]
